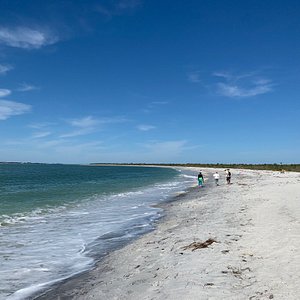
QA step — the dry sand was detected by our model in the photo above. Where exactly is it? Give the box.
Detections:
[36,168,300,300]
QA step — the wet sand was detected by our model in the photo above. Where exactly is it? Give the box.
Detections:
[34,168,300,300]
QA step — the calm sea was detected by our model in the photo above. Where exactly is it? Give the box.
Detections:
[0,164,196,299]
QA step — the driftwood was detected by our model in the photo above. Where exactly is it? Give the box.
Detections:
[182,238,217,251]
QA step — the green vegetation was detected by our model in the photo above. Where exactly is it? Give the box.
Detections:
[152,163,300,172]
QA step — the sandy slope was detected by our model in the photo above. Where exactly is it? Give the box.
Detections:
[36,168,300,300]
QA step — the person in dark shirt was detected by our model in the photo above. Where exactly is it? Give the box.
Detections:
[198,171,204,187]
[226,169,231,184]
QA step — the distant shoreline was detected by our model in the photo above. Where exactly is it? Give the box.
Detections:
[89,163,300,172]
[1,161,299,172]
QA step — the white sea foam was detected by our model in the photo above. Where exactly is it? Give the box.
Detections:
[181,174,196,179]
[7,283,48,300]
[174,190,187,196]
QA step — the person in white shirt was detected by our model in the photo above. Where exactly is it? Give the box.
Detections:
[213,172,220,186]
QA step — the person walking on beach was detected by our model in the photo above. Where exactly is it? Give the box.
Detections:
[197,171,204,187]
[226,169,231,184]
[213,172,220,186]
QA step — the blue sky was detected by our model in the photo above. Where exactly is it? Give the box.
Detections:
[0,0,299,164]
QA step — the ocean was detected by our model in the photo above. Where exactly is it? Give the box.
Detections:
[0,164,196,299]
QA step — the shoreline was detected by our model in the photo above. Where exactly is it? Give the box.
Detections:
[33,168,300,299]
[32,186,201,300]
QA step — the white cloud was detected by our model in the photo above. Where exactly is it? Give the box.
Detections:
[217,82,272,98]
[17,83,39,92]
[59,128,94,138]
[213,71,257,82]
[0,89,11,97]
[68,116,127,128]
[212,71,233,80]
[137,124,156,131]
[32,131,52,139]
[0,64,13,75]
[0,100,31,120]
[69,116,99,128]
[0,26,59,49]
[28,122,55,129]
[214,70,273,98]
[253,78,272,85]
[61,116,99,137]
[61,116,127,138]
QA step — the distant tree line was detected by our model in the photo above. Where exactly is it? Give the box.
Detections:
[90,163,300,172]
[153,163,300,172]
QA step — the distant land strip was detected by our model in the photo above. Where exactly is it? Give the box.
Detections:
[90,163,300,172]
[1,161,299,172]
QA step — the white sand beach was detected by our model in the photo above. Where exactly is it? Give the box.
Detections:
[36,168,300,300]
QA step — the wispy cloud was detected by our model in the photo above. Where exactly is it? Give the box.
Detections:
[0,26,59,49]
[212,71,233,81]
[150,101,168,106]
[0,64,13,75]
[217,82,272,98]
[68,115,127,127]
[28,122,55,129]
[187,71,201,83]
[142,101,169,113]
[54,141,105,153]
[28,122,56,139]
[37,139,65,148]
[17,83,39,92]
[0,100,31,120]
[117,0,141,10]
[32,131,52,139]
[34,138,105,157]
[143,140,187,156]
[61,115,127,138]
[68,116,99,128]
[94,0,141,17]
[137,124,156,131]
[60,116,100,137]
[213,71,256,82]
[59,128,94,138]
[213,71,273,98]
[0,89,11,98]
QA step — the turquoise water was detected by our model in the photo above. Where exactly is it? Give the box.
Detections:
[0,164,178,219]
[0,164,195,299]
